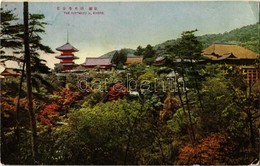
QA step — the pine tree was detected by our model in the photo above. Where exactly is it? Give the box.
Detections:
[28,14,54,73]
[134,45,144,56]
[143,44,156,65]
[0,7,23,63]
[112,50,127,69]
[0,8,54,73]
[23,2,37,163]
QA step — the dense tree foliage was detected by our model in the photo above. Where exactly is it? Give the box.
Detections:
[142,44,157,65]
[134,44,156,65]
[112,50,127,69]
[134,45,144,56]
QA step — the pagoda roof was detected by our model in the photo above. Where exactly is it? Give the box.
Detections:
[60,62,78,66]
[56,42,79,52]
[55,55,79,59]
[203,44,258,60]
[82,58,112,66]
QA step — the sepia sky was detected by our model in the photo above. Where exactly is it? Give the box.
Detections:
[2,1,259,68]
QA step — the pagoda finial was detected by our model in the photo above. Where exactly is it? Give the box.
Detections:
[67,30,69,43]
[67,23,70,43]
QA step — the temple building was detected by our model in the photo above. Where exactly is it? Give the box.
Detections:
[203,43,260,85]
[55,42,79,70]
[81,57,113,70]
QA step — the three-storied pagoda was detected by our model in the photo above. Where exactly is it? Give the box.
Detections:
[55,42,79,70]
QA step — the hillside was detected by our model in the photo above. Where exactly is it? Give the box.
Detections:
[156,23,260,53]
[99,48,139,58]
[100,23,259,59]
[198,23,260,53]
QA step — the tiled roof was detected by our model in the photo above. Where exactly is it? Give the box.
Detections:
[125,57,143,65]
[56,42,79,52]
[82,58,112,66]
[203,44,258,60]
[55,55,79,59]
[60,62,78,66]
